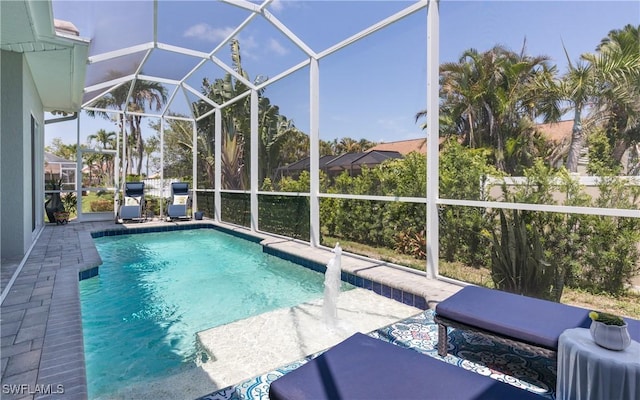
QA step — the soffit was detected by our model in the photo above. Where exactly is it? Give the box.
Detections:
[1,0,89,113]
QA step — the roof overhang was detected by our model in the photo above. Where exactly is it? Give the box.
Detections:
[0,0,89,113]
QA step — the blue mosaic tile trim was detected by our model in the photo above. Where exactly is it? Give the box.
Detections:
[87,225,263,280]
[262,246,429,310]
[78,266,99,281]
[262,247,326,273]
[89,223,262,243]
[198,310,556,400]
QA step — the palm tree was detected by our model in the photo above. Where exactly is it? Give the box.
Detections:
[558,49,596,173]
[87,74,167,176]
[258,96,302,182]
[196,39,303,189]
[584,24,640,169]
[87,129,117,181]
[420,44,559,173]
[144,135,160,177]
[129,80,167,175]
[195,39,253,190]
[338,137,360,153]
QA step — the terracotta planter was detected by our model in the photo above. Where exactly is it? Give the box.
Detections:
[590,320,631,351]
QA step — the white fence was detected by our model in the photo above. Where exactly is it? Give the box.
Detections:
[143,178,181,198]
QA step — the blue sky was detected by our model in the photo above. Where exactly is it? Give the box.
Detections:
[47,0,640,149]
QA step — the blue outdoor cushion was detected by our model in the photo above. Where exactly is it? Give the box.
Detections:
[435,286,640,350]
[269,332,542,400]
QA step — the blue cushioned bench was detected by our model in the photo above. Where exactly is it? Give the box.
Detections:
[269,332,543,400]
[434,286,640,358]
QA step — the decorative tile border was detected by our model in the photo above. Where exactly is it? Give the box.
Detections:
[86,224,428,310]
[262,246,428,310]
[89,223,262,243]
[83,224,263,281]
[78,266,99,280]
[198,310,556,400]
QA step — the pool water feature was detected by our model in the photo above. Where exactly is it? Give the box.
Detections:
[81,229,353,398]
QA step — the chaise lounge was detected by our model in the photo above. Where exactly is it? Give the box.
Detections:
[118,181,146,223]
[434,285,640,358]
[166,182,191,221]
[269,332,543,400]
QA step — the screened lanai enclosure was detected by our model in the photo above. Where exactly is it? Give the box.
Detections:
[46,0,640,292]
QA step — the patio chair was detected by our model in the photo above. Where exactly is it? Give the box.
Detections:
[268,332,542,400]
[434,285,640,358]
[166,182,191,221]
[118,182,146,223]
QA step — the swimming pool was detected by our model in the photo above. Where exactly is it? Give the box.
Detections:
[81,228,352,398]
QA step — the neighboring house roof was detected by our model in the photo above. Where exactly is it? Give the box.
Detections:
[536,120,573,143]
[44,152,76,174]
[278,155,338,173]
[324,152,369,170]
[351,151,403,167]
[369,138,427,155]
[45,152,74,164]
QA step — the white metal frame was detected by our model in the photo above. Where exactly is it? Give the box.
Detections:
[74,0,639,282]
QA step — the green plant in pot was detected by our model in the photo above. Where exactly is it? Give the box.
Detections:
[45,179,65,223]
[53,192,77,225]
[589,311,631,351]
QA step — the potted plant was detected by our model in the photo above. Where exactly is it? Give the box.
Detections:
[53,190,77,225]
[588,310,631,351]
[45,179,65,223]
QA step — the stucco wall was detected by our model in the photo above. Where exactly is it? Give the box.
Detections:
[1,50,44,260]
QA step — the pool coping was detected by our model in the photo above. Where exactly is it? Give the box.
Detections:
[0,219,462,400]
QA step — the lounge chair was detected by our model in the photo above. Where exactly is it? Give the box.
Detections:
[118,182,146,223]
[268,332,542,400]
[166,182,191,221]
[434,285,640,358]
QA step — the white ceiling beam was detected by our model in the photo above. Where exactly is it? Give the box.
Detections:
[262,9,316,58]
[196,107,217,122]
[156,42,210,59]
[208,8,260,58]
[83,75,134,94]
[255,58,311,91]
[82,106,122,115]
[183,83,220,108]
[164,114,193,122]
[137,74,181,86]
[82,77,133,106]
[220,0,264,13]
[210,54,254,89]
[317,1,428,60]
[220,89,251,109]
[162,85,182,118]
[87,42,155,64]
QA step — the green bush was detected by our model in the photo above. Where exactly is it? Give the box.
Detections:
[439,141,495,266]
[490,208,563,301]
[90,200,112,212]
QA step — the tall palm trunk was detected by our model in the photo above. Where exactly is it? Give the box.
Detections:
[134,115,144,176]
[566,106,583,173]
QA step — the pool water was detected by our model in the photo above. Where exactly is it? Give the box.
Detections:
[81,229,351,398]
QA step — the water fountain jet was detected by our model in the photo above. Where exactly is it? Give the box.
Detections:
[322,243,342,329]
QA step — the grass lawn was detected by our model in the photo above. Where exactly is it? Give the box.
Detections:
[322,235,640,319]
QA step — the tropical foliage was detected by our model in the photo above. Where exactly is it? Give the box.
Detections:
[417,25,640,175]
[86,76,168,176]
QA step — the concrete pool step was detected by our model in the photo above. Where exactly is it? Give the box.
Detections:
[98,288,421,400]
[195,288,420,391]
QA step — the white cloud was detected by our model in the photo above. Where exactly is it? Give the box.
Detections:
[183,24,234,43]
[270,0,284,13]
[267,38,288,56]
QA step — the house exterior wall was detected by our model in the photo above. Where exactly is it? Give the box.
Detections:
[1,50,44,260]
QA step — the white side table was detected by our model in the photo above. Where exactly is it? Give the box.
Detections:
[557,328,640,400]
